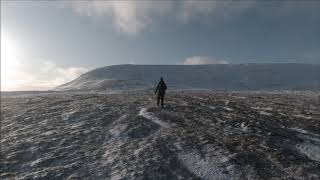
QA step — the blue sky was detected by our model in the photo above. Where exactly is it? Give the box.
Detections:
[1,1,320,90]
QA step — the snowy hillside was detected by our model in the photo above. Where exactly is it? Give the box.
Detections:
[55,64,320,91]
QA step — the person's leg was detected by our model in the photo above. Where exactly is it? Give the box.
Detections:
[161,95,164,107]
[157,95,160,107]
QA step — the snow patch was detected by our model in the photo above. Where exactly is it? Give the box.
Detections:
[192,96,208,101]
[290,127,320,162]
[71,122,85,129]
[42,130,56,136]
[174,143,183,151]
[263,107,273,111]
[296,143,320,162]
[251,106,260,110]
[241,122,248,132]
[178,152,229,180]
[289,127,310,135]
[290,127,320,140]
[133,147,145,156]
[139,108,170,129]
[293,114,312,120]
[61,110,77,121]
[231,96,246,99]
[109,115,128,137]
[260,111,272,116]
[223,107,233,112]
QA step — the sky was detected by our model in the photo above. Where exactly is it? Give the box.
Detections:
[1,1,320,91]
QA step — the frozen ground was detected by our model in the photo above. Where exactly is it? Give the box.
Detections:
[1,91,320,179]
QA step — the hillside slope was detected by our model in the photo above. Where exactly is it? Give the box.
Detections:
[55,64,320,91]
[1,92,320,179]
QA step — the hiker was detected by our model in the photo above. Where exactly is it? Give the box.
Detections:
[155,77,167,108]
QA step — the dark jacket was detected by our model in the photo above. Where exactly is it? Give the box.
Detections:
[155,80,167,95]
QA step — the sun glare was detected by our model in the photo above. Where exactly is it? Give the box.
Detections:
[1,32,22,91]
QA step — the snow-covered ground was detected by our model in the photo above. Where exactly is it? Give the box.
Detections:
[1,91,320,179]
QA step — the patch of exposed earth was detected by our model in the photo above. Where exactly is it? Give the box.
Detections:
[1,91,320,179]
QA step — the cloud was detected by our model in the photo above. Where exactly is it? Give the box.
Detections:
[67,1,256,35]
[1,59,88,91]
[183,56,229,65]
[45,2,318,36]
[69,1,173,35]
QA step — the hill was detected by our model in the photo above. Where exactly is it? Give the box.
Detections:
[55,64,320,91]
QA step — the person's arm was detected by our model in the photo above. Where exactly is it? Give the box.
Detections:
[163,82,167,90]
[155,82,159,94]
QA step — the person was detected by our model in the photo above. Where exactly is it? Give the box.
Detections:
[155,77,167,108]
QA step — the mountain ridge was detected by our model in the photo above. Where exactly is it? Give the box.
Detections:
[55,63,320,91]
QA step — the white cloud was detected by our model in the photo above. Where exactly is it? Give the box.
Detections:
[1,59,88,91]
[69,1,173,35]
[183,56,229,65]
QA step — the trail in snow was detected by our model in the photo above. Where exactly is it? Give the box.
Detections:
[178,153,230,180]
[290,127,320,162]
[138,107,232,180]
[296,143,320,162]
[138,108,170,129]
